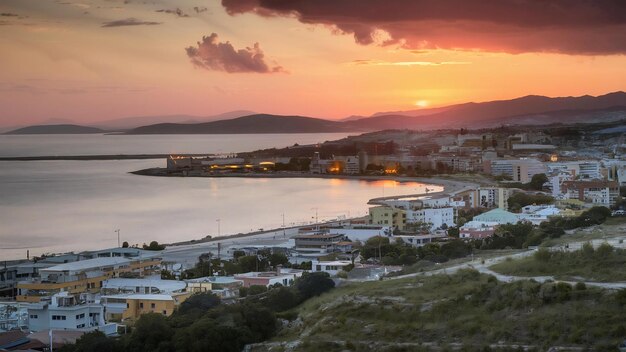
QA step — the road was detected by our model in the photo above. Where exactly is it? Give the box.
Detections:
[389,237,626,289]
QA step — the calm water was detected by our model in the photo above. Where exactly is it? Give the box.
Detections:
[0,133,353,157]
[0,134,440,260]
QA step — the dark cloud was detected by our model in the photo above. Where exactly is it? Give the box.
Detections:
[193,6,208,14]
[185,33,285,73]
[156,8,190,17]
[101,18,161,27]
[220,0,626,55]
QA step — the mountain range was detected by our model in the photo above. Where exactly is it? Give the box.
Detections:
[5,92,626,134]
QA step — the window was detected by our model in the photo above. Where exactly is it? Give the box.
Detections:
[76,324,85,328]
[29,314,38,319]
[52,315,66,321]
[162,310,167,315]
[151,303,155,309]
[139,303,144,308]
[76,313,85,319]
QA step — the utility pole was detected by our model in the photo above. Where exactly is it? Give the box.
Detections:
[114,229,120,247]
[282,213,286,237]
[311,207,318,230]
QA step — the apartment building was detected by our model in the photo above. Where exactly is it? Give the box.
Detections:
[26,292,116,335]
[561,180,620,206]
[16,256,161,302]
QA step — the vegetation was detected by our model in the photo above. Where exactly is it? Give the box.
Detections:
[507,192,554,212]
[181,251,290,279]
[500,173,549,192]
[59,272,335,352]
[273,269,626,351]
[475,206,613,250]
[142,241,166,251]
[490,243,626,282]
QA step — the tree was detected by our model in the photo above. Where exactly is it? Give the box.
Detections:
[58,331,121,352]
[295,272,335,300]
[177,293,221,315]
[122,241,129,248]
[268,253,289,268]
[127,313,174,352]
[528,173,548,191]
[143,241,165,251]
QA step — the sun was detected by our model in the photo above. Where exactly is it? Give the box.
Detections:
[414,100,429,108]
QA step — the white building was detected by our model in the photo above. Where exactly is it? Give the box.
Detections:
[405,207,455,231]
[102,278,187,295]
[327,226,391,242]
[394,233,446,247]
[311,260,352,276]
[517,205,562,225]
[27,292,116,335]
[547,161,602,180]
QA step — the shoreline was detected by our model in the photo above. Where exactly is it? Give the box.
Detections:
[0,154,212,161]
[161,172,478,250]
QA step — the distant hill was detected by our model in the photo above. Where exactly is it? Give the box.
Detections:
[127,114,349,134]
[90,110,257,130]
[11,92,626,135]
[4,124,106,135]
[358,91,626,129]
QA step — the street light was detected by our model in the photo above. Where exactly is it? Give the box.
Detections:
[114,229,120,248]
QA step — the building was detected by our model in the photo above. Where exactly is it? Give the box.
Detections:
[473,208,519,225]
[311,260,352,276]
[101,278,187,295]
[464,187,511,209]
[16,256,161,302]
[561,180,620,206]
[459,221,498,239]
[517,205,562,225]
[101,292,191,321]
[234,269,304,288]
[293,233,346,255]
[394,233,447,247]
[369,206,406,230]
[185,276,243,298]
[405,207,455,231]
[547,161,602,180]
[327,225,391,242]
[488,158,546,183]
[27,292,116,335]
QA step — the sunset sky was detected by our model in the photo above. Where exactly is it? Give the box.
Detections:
[1,0,625,126]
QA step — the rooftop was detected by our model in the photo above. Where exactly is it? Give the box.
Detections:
[102,293,175,301]
[103,278,186,293]
[42,257,132,272]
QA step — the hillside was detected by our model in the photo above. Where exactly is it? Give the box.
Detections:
[256,269,626,351]
[353,92,626,130]
[127,114,351,134]
[4,124,106,134]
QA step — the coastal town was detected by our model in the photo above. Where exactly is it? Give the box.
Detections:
[1,123,626,350]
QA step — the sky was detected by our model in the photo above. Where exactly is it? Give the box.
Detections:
[1,0,625,126]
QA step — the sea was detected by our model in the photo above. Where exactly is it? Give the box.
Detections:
[0,134,439,260]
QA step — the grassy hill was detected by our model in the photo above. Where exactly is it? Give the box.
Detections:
[490,244,626,282]
[254,269,626,351]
